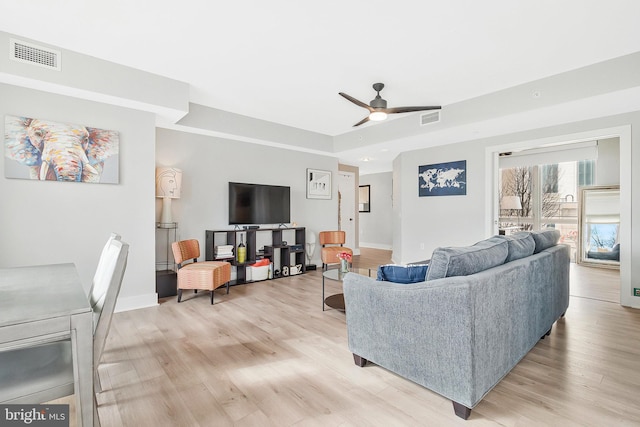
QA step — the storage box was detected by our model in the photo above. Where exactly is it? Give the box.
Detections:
[247,265,269,281]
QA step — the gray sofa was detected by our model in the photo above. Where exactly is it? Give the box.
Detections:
[343,230,570,420]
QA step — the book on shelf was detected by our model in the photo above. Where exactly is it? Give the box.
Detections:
[214,245,234,259]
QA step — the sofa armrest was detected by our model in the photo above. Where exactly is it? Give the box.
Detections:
[343,273,476,407]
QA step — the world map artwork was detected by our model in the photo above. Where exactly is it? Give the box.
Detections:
[418,160,467,197]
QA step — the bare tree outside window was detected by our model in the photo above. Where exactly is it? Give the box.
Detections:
[500,167,533,230]
[590,224,617,249]
[500,165,562,231]
[541,164,562,220]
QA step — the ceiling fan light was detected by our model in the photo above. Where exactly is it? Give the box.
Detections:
[369,111,387,121]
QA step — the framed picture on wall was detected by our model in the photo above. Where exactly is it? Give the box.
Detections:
[4,115,120,184]
[418,160,466,197]
[306,168,331,199]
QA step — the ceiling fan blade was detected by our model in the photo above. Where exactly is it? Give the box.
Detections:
[385,106,441,114]
[353,116,370,127]
[339,92,374,112]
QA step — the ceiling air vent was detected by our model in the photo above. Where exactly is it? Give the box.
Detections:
[10,38,61,71]
[420,110,440,126]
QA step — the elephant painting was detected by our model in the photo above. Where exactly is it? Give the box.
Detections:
[4,115,119,183]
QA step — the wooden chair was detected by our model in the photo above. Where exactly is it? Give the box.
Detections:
[172,239,231,304]
[0,235,129,422]
[319,230,353,270]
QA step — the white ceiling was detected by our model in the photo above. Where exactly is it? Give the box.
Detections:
[2,1,640,173]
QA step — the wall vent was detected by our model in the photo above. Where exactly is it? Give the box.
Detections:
[10,38,61,71]
[420,110,440,126]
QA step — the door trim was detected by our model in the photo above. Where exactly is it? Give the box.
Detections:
[485,125,633,308]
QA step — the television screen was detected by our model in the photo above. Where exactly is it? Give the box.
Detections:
[229,182,291,225]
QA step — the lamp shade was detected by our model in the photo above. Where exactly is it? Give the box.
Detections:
[500,195,522,210]
[155,167,182,199]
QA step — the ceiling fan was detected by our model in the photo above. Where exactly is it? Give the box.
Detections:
[339,83,441,127]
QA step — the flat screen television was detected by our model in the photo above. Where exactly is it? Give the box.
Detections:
[229,182,291,225]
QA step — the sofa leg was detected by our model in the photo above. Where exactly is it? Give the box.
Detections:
[541,326,552,339]
[561,311,566,317]
[452,402,471,420]
[177,289,183,303]
[211,290,215,305]
[353,354,367,367]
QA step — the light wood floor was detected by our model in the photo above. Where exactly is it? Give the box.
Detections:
[59,249,639,426]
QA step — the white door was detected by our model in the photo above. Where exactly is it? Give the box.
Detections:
[338,171,356,251]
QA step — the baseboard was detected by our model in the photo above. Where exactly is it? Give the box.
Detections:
[115,293,159,312]
[360,242,393,250]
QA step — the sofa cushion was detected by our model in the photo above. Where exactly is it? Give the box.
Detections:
[426,237,509,281]
[499,232,536,262]
[377,264,429,284]
[531,229,561,253]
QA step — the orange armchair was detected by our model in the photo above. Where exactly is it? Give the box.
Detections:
[319,231,353,270]
[172,239,231,304]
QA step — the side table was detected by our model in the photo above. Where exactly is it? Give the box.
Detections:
[156,270,177,298]
[322,268,373,311]
[156,222,178,297]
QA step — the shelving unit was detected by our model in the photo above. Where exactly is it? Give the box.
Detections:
[205,227,305,285]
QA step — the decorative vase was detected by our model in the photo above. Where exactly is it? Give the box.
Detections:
[340,258,349,273]
[237,234,246,264]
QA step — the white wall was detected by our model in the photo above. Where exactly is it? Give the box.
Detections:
[394,112,639,308]
[397,143,487,264]
[0,83,157,310]
[156,128,338,267]
[359,172,393,250]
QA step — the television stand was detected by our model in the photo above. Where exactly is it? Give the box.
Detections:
[205,227,306,285]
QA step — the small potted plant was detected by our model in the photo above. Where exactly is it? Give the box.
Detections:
[337,251,352,273]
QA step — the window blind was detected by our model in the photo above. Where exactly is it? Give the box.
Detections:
[499,141,598,169]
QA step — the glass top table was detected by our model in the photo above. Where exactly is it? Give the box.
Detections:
[322,267,373,311]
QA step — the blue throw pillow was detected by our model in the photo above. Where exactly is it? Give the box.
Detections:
[377,264,429,284]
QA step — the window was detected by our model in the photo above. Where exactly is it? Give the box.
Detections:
[578,160,595,186]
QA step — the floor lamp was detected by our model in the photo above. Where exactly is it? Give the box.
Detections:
[501,195,522,228]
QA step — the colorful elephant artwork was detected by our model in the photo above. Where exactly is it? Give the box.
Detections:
[4,115,119,183]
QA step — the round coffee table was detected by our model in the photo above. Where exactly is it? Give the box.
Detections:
[322,268,372,311]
